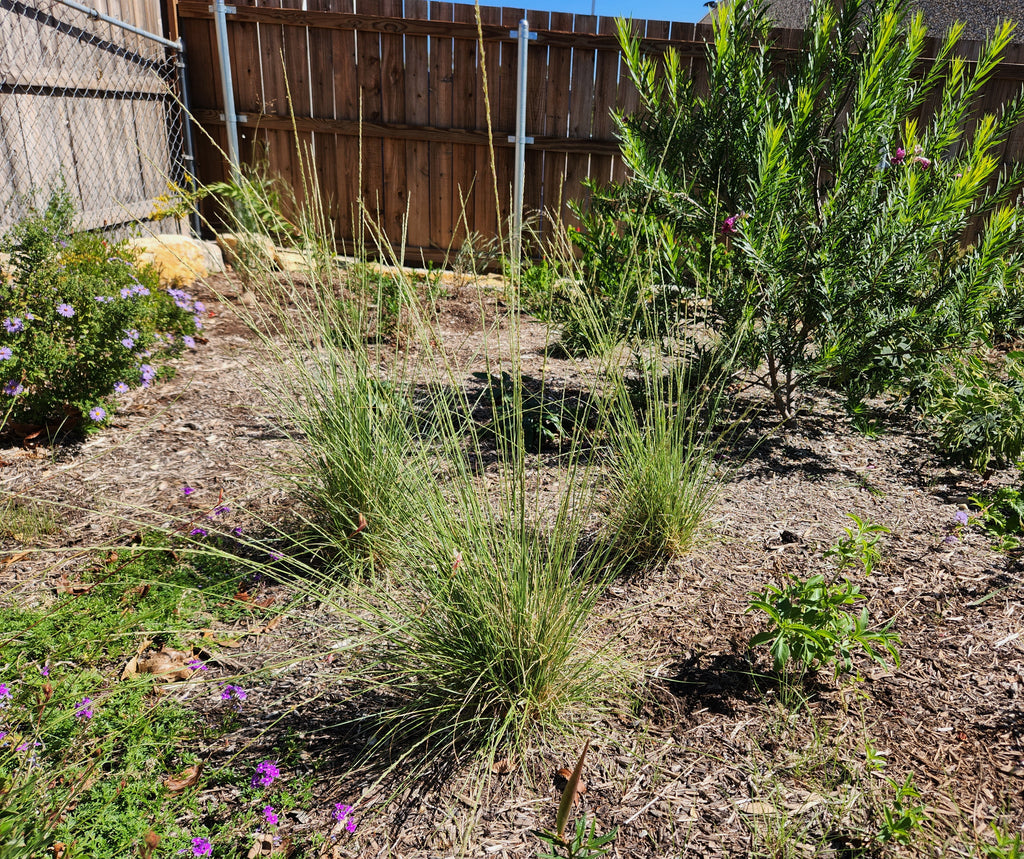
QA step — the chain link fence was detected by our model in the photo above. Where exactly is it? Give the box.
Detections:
[0,0,193,236]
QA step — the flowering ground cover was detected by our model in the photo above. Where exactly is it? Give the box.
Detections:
[0,271,1022,857]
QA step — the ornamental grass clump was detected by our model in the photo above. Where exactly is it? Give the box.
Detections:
[0,191,199,430]
[587,0,1024,419]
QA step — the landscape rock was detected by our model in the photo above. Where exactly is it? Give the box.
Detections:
[216,232,278,270]
[126,234,209,287]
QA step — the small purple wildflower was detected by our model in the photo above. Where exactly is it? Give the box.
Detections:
[121,337,135,348]
[0,347,11,361]
[190,527,208,537]
[194,301,207,314]
[131,284,151,297]
[268,551,282,562]
[213,505,230,516]
[23,312,33,321]
[182,335,196,349]
[4,317,23,333]
[194,317,204,330]
[140,364,156,387]
[251,760,280,788]
[232,526,244,536]
[263,805,279,825]
[186,658,208,672]
[75,697,94,720]
[943,534,958,545]
[221,684,246,702]
[114,381,129,394]
[39,665,49,677]
[120,287,132,299]
[721,215,739,236]
[955,510,969,527]
[191,837,212,856]
[183,485,195,496]
[88,406,106,422]
[3,381,24,396]
[56,303,74,318]
[0,683,11,706]
[333,803,357,832]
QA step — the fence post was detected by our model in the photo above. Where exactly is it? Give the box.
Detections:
[175,37,202,236]
[508,18,535,271]
[211,0,241,175]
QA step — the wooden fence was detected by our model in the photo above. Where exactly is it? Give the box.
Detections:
[175,0,1024,262]
[0,0,190,234]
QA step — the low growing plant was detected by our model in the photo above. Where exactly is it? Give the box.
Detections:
[747,573,900,680]
[824,513,890,575]
[969,485,1024,551]
[875,774,928,847]
[0,191,199,430]
[920,352,1024,473]
[536,741,617,859]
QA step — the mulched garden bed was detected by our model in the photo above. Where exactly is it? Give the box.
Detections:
[1,271,1021,857]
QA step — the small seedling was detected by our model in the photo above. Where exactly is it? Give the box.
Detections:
[536,740,617,859]
[747,573,900,680]
[978,821,1023,858]
[969,487,1024,552]
[876,774,927,846]
[824,513,890,575]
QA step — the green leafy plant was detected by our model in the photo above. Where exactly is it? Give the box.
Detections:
[876,774,927,846]
[598,0,1024,418]
[824,513,890,575]
[921,352,1024,473]
[969,485,1024,551]
[0,191,197,430]
[537,741,617,859]
[978,822,1023,858]
[747,573,900,679]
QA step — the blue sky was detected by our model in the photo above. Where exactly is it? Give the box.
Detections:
[514,0,711,25]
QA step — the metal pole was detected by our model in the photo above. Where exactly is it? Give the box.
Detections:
[508,19,533,269]
[174,38,202,237]
[54,0,181,48]
[211,0,241,175]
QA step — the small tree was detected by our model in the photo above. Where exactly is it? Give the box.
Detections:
[601,0,1024,418]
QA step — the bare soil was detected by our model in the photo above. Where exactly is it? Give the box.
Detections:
[1,272,1021,857]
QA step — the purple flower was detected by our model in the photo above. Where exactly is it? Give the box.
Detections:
[131,284,151,297]
[943,534,958,545]
[191,837,212,856]
[251,760,280,787]
[268,551,282,562]
[88,406,106,422]
[3,381,24,396]
[194,301,207,314]
[39,665,49,677]
[183,485,195,496]
[955,510,969,526]
[721,215,738,236]
[190,527,207,537]
[0,683,11,705]
[4,317,23,333]
[263,805,278,825]
[0,347,11,361]
[183,335,196,349]
[140,364,156,387]
[75,697,94,720]
[56,303,74,318]
[213,505,230,516]
[333,803,357,832]
[114,382,129,394]
[186,658,208,672]
[221,684,246,702]
[917,156,932,170]
[890,147,906,165]
[121,337,135,348]
[232,526,244,536]
[120,287,132,299]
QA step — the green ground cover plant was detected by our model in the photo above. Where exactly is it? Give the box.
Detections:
[0,192,199,432]
[572,0,1024,419]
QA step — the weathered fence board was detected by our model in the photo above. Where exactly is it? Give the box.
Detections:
[176,0,1024,263]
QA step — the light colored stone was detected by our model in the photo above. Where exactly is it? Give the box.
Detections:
[0,252,13,285]
[126,234,209,287]
[198,240,226,274]
[216,232,277,269]
[273,248,316,273]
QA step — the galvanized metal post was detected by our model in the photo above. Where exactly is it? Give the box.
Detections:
[175,38,202,237]
[211,0,241,175]
[508,19,534,269]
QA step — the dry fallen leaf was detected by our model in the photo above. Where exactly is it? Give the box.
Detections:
[56,574,94,595]
[491,757,515,774]
[164,762,203,792]
[1,551,30,568]
[555,766,587,805]
[123,646,194,681]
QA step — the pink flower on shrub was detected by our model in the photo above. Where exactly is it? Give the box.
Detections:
[917,157,931,169]
[890,147,906,165]
[721,215,739,236]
